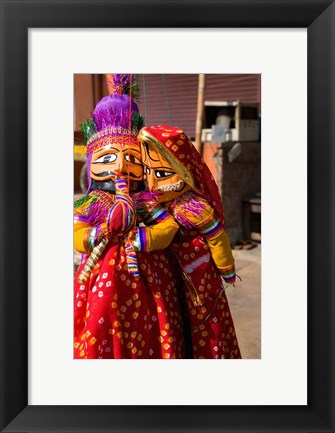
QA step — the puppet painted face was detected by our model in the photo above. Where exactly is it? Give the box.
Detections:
[90,142,143,184]
[141,141,191,202]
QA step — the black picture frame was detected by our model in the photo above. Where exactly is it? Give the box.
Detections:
[1,1,334,432]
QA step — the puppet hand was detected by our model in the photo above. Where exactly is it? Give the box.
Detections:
[114,176,129,195]
[106,197,136,236]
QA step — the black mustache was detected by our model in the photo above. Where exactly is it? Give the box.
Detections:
[90,179,146,193]
[91,179,116,193]
[91,170,142,179]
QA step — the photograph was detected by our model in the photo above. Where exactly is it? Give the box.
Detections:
[73,73,261,359]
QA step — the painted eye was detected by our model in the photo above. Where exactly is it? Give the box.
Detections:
[93,153,117,164]
[125,154,141,164]
[155,170,175,179]
[145,167,151,174]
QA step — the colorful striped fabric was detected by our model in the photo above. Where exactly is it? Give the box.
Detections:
[197,213,223,239]
[82,224,109,252]
[132,204,174,252]
[145,206,171,226]
[137,227,148,252]
[114,177,128,193]
[79,237,109,283]
[220,263,236,284]
[83,227,97,251]
[124,240,139,276]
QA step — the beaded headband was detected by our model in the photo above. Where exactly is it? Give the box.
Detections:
[86,126,140,156]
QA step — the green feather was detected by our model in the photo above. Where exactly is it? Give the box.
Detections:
[124,75,140,100]
[132,111,145,131]
[81,118,97,143]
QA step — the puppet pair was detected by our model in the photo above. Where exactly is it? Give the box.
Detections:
[73,74,241,359]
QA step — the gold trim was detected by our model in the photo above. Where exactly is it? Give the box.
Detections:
[138,129,202,194]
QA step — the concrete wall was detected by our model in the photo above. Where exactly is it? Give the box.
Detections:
[203,141,261,244]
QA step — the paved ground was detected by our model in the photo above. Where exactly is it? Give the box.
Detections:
[227,245,261,359]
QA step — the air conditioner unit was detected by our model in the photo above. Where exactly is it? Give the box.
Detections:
[201,100,260,142]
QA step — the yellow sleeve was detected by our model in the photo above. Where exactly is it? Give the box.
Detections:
[206,230,235,273]
[134,215,179,252]
[74,220,91,254]
[74,220,109,254]
[184,199,236,282]
[74,192,112,254]
[74,194,96,254]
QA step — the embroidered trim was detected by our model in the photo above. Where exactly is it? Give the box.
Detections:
[87,132,139,155]
[220,263,236,283]
[125,241,139,277]
[197,214,223,239]
[222,274,236,284]
[145,206,170,225]
[78,237,109,283]
[87,126,138,144]
[138,227,148,252]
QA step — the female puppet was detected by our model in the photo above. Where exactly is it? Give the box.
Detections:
[135,125,241,359]
[73,77,185,359]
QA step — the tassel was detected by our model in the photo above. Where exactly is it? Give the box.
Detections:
[124,239,139,277]
[78,237,108,283]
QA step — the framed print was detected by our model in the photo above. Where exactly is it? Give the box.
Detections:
[1,1,334,432]
[72,72,253,362]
